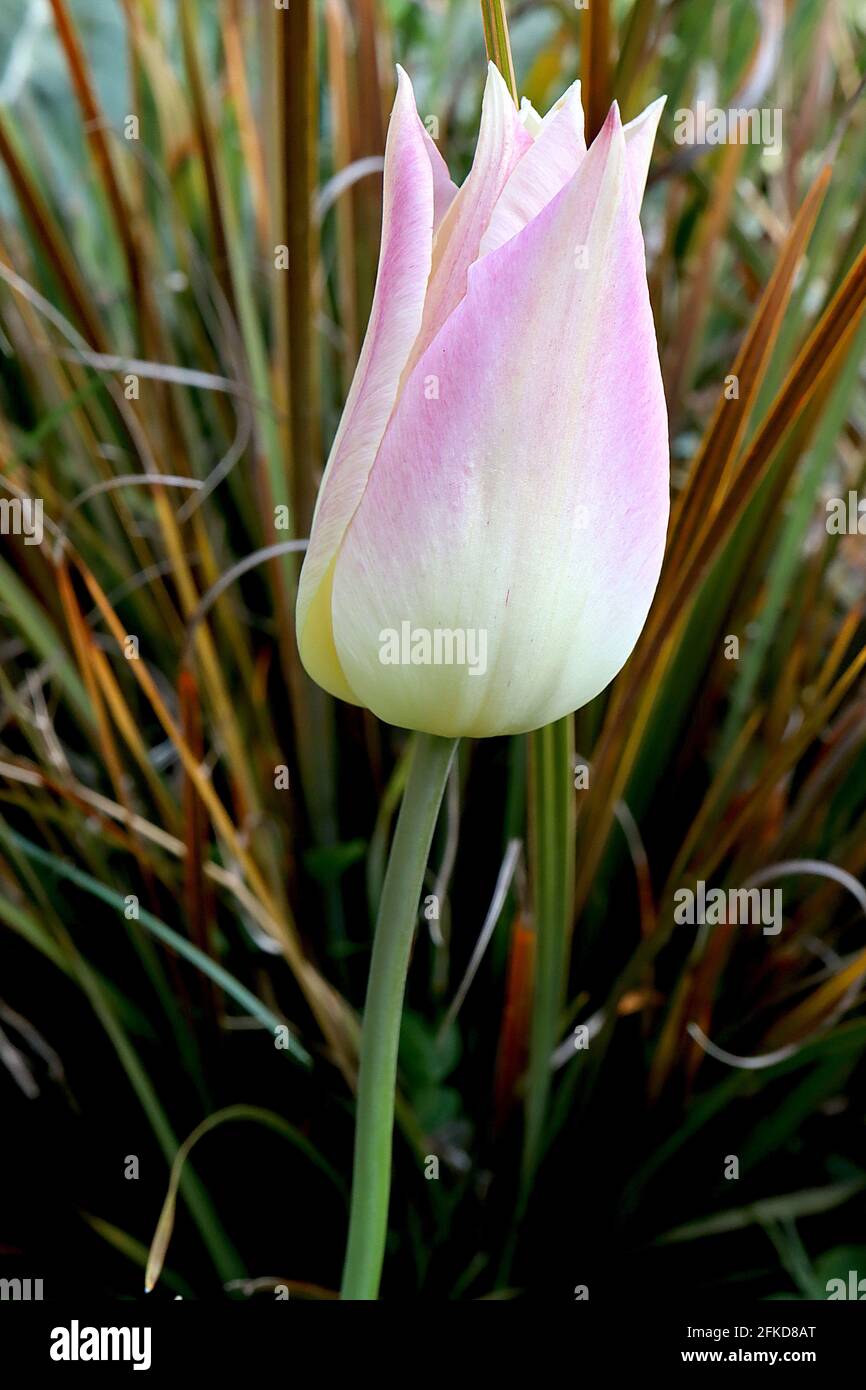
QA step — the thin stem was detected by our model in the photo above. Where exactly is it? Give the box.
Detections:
[522,715,576,1189]
[480,0,519,106]
[341,733,458,1300]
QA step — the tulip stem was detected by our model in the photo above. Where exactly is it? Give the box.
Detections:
[341,732,459,1300]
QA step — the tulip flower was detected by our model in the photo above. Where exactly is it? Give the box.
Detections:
[298,63,669,739]
[329,64,670,1302]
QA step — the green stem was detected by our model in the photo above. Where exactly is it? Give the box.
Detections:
[522,715,576,1190]
[341,732,458,1300]
[479,0,519,105]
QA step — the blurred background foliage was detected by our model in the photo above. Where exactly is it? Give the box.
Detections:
[0,0,865,1299]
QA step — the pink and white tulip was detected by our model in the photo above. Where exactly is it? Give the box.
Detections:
[297,64,670,738]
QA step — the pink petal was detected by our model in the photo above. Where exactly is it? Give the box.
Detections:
[404,62,533,378]
[479,80,586,258]
[330,105,670,738]
[296,66,441,701]
[420,110,459,233]
[623,95,666,207]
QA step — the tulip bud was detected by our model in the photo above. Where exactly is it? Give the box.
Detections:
[297,64,669,737]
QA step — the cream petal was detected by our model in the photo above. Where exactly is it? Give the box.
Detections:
[519,96,543,137]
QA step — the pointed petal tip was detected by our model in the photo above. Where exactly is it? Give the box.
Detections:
[624,93,667,129]
[543,77,582,117]
[621,93,667,205]
[589,101,624,155]
[484,59,514,106]
[567,78,583,110]
[391,66,418,123]
[485,59,503,84]
[519,96,543,136]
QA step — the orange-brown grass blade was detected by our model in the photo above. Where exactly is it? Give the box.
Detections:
[0,196,261,822]
[74,556,291,943]
[664,708,764,898]
[47,0,150,333]
[648,918,737,1101]
[813,604,864,702]
[0,117,109,352]
[699,638,866,888]
[178,0,237,313]
[265,0,294,514]
[580,0,612,144]
[352,0,387,330]
[666,166,831,576]
[56,563,134,822]
[325,0,360,388]
[575,238,866,922]
[764,949,866,1051]
[56,560,161,908]
[493,911,535,1132]
[222,0,270,258]
[281,0,321,532]
[356,0,388,148]
[670,241,866,629]
[74,554,360,1080]
[179,666,219,1021]
[88,643,181,834]
[664,141,745,435]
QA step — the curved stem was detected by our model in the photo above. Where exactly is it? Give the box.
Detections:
[341,732,458,1300]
